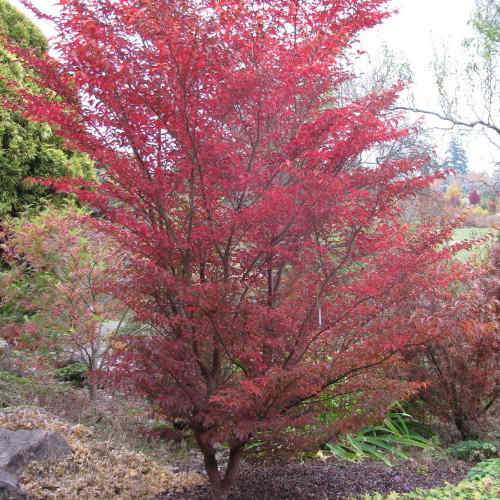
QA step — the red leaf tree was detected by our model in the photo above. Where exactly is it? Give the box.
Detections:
[469,190,481,205]
[5,1,463,497]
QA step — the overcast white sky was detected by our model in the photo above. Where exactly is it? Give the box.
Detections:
[9,0,499,173]
[360,0,498,174]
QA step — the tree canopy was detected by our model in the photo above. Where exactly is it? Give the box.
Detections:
[0,0,46,51]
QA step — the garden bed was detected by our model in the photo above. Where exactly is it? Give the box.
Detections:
[158,457,470,500]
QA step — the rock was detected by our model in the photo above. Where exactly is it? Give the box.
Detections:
[0,428,71,474]
[0,469,26,500]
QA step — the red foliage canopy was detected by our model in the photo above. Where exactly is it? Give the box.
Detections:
[4,1,467,496]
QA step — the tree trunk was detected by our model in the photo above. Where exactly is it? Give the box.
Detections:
[454,412,478,440]
[87,381,97,403]
[196,434,245,500]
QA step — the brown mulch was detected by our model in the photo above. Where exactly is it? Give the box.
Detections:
[158,457,470,499]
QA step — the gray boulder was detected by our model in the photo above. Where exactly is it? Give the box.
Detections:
[0,469,26,500]
[0,428,71,473]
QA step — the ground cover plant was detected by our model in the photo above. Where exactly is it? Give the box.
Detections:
[466,458,500,480]
[364,477,499,499]
[2,1,483,498]
[363,458,500,499]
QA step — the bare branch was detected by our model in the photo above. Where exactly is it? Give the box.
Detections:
[392,106,500,137]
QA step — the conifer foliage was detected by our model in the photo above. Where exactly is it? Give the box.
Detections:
[444,137,469,176]
[4,1,462,497]
[0,0,93,218]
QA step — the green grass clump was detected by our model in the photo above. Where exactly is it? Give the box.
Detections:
[325,408,435,465]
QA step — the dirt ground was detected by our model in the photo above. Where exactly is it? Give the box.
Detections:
[158,456,470,499]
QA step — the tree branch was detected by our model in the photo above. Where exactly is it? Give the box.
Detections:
[392,106,500,136]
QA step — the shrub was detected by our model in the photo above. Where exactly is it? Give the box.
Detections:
[401,289,499,440]
[54,362,88,387]
[469,206,488,216]
[469,190,481,206]
[447,440,498,462]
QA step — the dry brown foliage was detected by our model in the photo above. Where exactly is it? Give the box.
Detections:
[0,407,204,499]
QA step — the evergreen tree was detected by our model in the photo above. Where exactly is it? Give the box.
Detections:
[494,162,500,190]
[0,0,93,218]
[444,137,470,175]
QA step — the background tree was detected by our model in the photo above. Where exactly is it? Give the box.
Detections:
[395,0,499,142]
[5,1,469,497]
[338,45,445,226]
[444,137,470,176]
[0,207,129,400]
[471,0,500,53]
[446,183,464,208]
[0,0,93,219]
[494,161,500,192]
